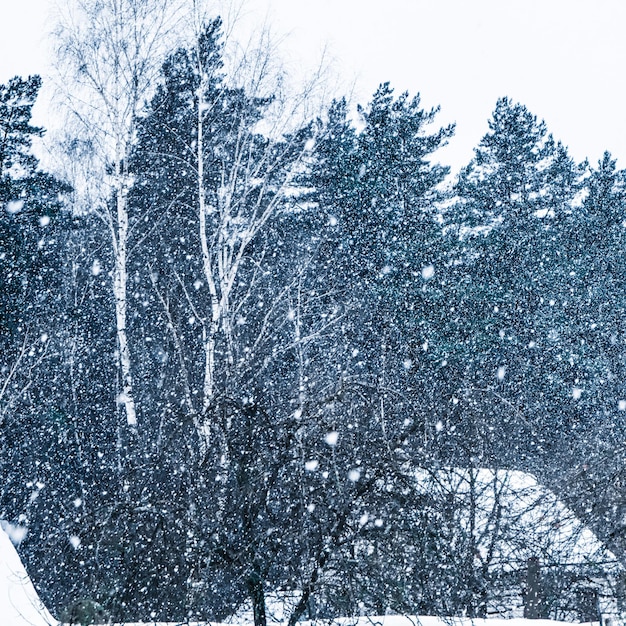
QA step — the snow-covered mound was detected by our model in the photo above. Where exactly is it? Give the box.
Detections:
[0,522,57,625]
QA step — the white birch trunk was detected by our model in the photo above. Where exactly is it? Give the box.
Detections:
[188,15,317,463]
[197,80,220,414]
[113,169,137,428]
[56,0,181,435]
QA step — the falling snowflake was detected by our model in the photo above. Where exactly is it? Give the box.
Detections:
[421,264,435,280]
[325,431,339,446]
[348,469,361,482]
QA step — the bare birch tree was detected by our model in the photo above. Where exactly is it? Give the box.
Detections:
[129,8,323,452]
[54,0,182,431]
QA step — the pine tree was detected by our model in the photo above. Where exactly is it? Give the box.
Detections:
[0,74,68,415]
[0,76,67,347]
[582,151,626,234]
[0,75,79,619]
[310,84,453,280]
[456,97,556,227]
[305,84,454,396]
[436,98,587,466]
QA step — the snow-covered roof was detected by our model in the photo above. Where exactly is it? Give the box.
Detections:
[413,467,616,569]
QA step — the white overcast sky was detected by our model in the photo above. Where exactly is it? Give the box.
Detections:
[1,0,625,173]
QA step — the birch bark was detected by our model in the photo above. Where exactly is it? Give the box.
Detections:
[56,0,181,431]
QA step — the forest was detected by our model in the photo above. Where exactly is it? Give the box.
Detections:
[2,1,626,625]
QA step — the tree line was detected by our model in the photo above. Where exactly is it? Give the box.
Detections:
[2,1,626,623]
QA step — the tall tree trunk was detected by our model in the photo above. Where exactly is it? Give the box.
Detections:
[247,576,267,626]
[113,169,137,429]
[524,556,545,618]
[196,72,220,450]
[56,0,181,433]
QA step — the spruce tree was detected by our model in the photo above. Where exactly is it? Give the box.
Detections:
[0,76,67,348]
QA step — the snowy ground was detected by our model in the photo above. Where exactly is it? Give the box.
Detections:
[0,526,613,626]
[0,470,618,626]
[56,618,606,626]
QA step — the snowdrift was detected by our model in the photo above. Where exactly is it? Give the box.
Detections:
[0,522,56,625]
